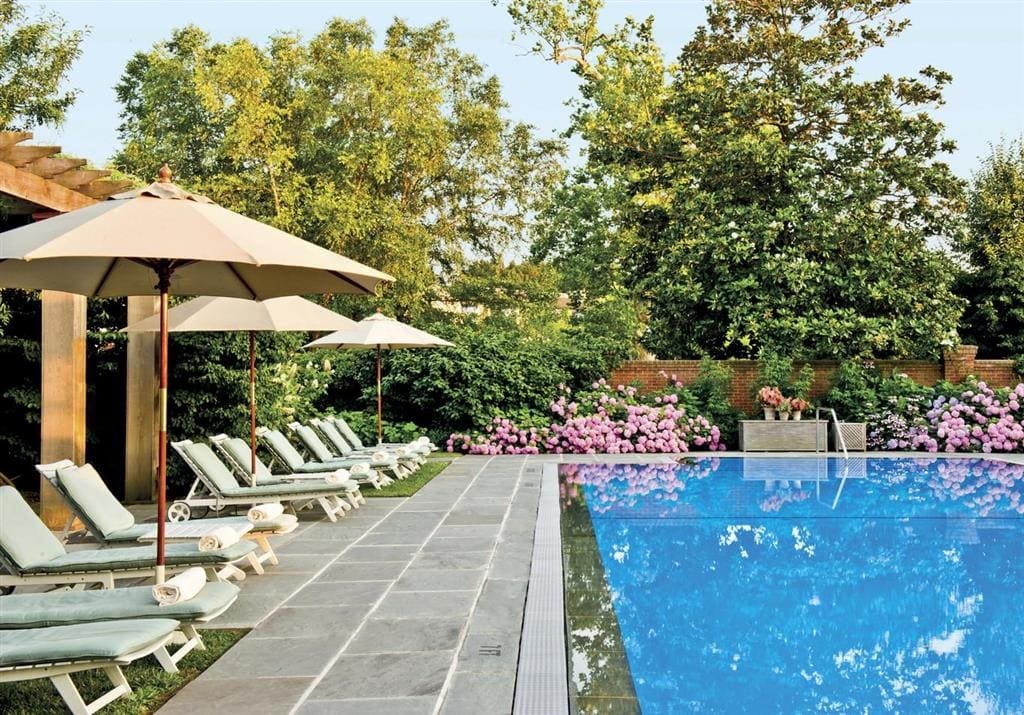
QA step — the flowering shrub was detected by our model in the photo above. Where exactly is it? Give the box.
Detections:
[447,379,725,455]
[911,381,1024,453]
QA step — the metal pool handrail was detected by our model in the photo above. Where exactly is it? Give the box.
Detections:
[814,406,849,459]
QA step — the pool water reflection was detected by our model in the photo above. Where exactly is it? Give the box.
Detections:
[561,457,1024,714]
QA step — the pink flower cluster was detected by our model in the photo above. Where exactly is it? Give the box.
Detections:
[925,459,1024,516]
[446,417,546,455]
[560,460,719,513]
[910,382,1024,453]
[446,380,726,455]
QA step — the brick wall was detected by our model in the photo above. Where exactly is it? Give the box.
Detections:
[609,346,1020,413]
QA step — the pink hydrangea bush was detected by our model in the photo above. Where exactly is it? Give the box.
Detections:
[910,382,1024,453]
[446,379,726,455]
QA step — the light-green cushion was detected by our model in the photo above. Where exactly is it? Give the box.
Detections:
[0,486,66,569]
[57,463,136,538]
[182,443,242,494]
[102,515,296,543]
[333,418,365,449]
[0,619,180,667]
[0,582,239,629]
[319,422,355,456]
[261,430,305,471]
[295,425,334,462]
[221,439,289,485]
[219,481,348,498]
[20,540,258,574]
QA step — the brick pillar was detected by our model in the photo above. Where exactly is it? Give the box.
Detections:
[943,345,978,383]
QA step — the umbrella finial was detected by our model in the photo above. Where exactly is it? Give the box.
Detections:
[157,164,173,183]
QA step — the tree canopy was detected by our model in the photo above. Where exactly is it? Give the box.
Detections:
[509,0,966,360]
[954,139,1024,357]
[113,19,565,318]
[0,0,84,130]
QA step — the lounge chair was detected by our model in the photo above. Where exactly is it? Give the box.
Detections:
[36,460,296,571]
[0,618,179,715]
[171,440,352,522]
[208,434,365,508]
[284,422,409,481]
[0,580,239,668]
[0,486,257,591]
[256,427,393,487]
[310,417,424,469]
[330,414,436,452]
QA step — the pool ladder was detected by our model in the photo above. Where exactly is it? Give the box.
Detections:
[814,406,853,509]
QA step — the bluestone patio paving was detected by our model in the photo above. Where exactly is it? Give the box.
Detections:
[160,455,541,714]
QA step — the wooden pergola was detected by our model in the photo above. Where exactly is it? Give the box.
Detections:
[0,131,159,525]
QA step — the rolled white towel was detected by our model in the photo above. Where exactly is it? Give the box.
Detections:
[248,502,284,523]
[415,436,430,446]
[395,446,409,457]
[152,566,207,606]
[371,451,389,463]
[349,462,371,476]
[326,468,350,485]
[198,525,240,552]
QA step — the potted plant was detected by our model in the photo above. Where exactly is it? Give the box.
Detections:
[757,386,783,420]
[790,397,810,421]
[777,397,793,421]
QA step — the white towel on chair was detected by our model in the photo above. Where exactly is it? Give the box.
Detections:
[198,525,240,551]
[248,502,284,522]
[395,446,409,456]
[153,567,207,606]
[371,451,389,463]
[326,469,350,485]
[349,462,371,476]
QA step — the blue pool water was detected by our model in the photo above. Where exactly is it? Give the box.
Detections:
[562,457,1024,713]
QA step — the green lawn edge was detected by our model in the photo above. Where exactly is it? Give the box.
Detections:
[0,628,248,715]
[363,456,455,498]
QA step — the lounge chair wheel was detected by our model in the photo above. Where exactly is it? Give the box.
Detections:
[167,502,191,522]
[208,503,229,513]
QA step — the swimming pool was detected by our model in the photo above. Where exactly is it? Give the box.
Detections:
[560,457,1024,714]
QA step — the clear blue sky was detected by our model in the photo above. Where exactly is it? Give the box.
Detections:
[25,0,1024,181]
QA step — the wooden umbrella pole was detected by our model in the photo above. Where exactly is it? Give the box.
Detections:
[376,344,383,445]
[249,330,257,482]
[156,266,171,582]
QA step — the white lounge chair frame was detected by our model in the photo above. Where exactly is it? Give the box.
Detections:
[0,632,176,715]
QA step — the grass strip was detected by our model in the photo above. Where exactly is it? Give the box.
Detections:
[0,628,247,715]
[363,458,452,498]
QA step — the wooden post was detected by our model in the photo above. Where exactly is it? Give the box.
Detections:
[124,296,160,502]
[39,290,87,527]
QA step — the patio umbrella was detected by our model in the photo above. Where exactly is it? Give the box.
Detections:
[303,311,453,444]
[122,295,356,481]
[0,166,392,579]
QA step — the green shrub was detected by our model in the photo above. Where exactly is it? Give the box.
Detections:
[333,409,424,445]
[688,358,741,445]
[825,361,881,422]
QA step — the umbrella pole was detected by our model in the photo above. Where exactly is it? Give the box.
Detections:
[156,268,171,583]
[249,330,257,483]
[376,344,383,445]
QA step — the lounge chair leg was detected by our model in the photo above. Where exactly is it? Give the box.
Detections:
[252,534,279,565]
[346,492,360,509]
[213,564,246,582]
[245,551,265,575]
[50,673,91,715]
[152,644,180,673]
[101,573,115,589]
[182,623,206,652]
[318,496,339,522]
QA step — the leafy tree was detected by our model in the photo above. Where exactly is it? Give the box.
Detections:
[113,19,564,318]
[0,0,84,130]
[954,139,1024,357]
[509,0,965,360]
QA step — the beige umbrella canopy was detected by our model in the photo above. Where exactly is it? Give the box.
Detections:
[0,167,392,577]
[304,311,453,444]
[123,296,356,481]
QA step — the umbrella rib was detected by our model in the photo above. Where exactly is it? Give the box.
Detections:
[92,258,120,297]
[330,270,374,296]
[226,263,258,300]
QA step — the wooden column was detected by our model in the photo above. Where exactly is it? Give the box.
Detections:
[39,290,87,527]
[124,296,160,502]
